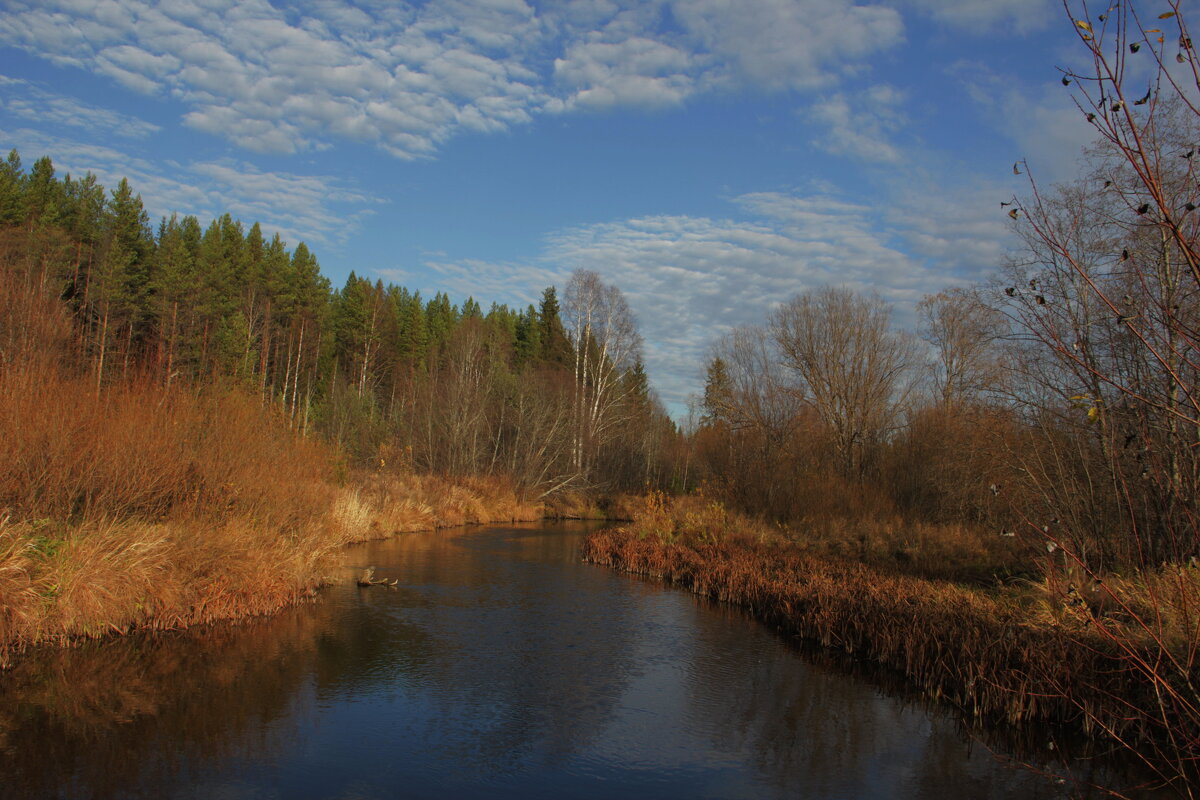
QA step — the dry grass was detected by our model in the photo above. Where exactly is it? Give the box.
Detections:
[582,526,1113,727]
[623,490,1028,585]
[785,515,1031,584]
[0,513,337,668]
[544,490,640,521]
[330,472,542,541]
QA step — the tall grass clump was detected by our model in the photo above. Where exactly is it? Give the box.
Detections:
[330,471,542,540]
[0,360,546,664]
[0,352,343,665]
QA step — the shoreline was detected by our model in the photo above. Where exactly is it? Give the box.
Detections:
[0,473,545,669]
[580,524,1192,791]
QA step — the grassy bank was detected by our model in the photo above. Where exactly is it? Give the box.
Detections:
[0,356,541,668]
[543,490,639,522]
[582,494,1200,793]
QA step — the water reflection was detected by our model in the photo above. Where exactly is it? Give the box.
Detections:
[0,604,334,799]
[0,522,1140,799]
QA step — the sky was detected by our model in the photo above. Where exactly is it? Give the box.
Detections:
[0,0,1121,414]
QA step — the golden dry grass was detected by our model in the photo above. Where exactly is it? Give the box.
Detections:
[331,472,542,541]
[544,490,640,521]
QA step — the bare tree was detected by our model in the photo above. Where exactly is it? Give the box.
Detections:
[917,287,1008,406]
[769,286,917,479]
[705,325,800,443]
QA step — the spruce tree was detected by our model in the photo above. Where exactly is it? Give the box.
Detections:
[24,156,63,231]
[702,357,733,425]
[0,149,24,227]
[536,286,572,368]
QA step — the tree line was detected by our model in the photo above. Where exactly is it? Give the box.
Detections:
[0,150,681,498]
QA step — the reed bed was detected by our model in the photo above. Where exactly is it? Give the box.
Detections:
[331,472,543,539]
[583,527,1120,728]
[582,498,1199,791]
[544,490,640,521]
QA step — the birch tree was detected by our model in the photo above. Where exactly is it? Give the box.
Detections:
[563,269,643,480]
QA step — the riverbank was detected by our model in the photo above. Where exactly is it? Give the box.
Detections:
[581,494,1199,793]
[0,470,542,668]
[0,360,542,668]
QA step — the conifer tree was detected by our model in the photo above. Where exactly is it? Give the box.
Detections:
[397,289,428,369]
[513,304,541,368]
[23,156,62,232]
[61,173,106,311]
[536,286,572,367]
[702,357,733,425]
[151,213,198,382]
[0,150,24,227]
[92,177,151,384]
[425,291,456,356]
[258,233,290,397]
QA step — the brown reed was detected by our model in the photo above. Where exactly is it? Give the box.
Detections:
[582,506,1197,792]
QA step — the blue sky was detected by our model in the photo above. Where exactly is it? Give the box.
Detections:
[0,0,1112,412]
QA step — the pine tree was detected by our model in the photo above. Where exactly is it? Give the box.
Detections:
[425,291,456,357]
[333,272,382,396]
[258,233,290,397]
[0,149,24,227]
[396,289,428,369]
[98,179,151,377]
[24,156,63,231]
[513,304,541,368]
[150,213,199,382]
[536,286,572,368]
[238,222,267,380]
[702,357,733,425]
[60,173,106,311]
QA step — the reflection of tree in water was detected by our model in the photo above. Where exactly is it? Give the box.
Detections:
[355,524,642,776]
[0,604,333,800]
[682,600,1132,799]
[0,571,441,800]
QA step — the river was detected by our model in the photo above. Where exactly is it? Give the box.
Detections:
[0,522,1130,798]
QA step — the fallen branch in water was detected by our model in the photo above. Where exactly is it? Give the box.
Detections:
[355,567,397,587]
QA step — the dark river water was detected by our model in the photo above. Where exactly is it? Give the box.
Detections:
[0,522,1131,799]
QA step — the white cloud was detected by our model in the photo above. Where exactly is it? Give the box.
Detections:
[189,159,382,242]
[882,176,1014,287]
[0,0,910,158]
[955,60,1095,183]
[0,76,161,138]
[672,0,906,90]
[809,84,908,163]
[904,0,1054,34]
[554,36,695,110]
